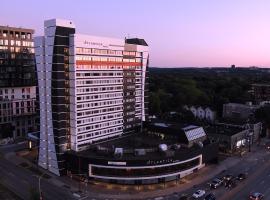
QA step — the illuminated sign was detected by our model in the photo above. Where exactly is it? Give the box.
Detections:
[108,161,126,166]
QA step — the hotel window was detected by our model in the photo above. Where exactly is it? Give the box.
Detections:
[3,31,7,37]
[21,33,26,39]
[27,33,31,39]
[116,50,122,55]
[15,41,21,46]
[15,32,19,38]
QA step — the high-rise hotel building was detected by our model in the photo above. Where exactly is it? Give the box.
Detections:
[35,19,149,175]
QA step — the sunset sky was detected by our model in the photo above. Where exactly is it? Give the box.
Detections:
[2,0,270,67]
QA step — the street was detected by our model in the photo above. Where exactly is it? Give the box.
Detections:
[0,144,75,200]
[151,145,270,200]
[1,142,270,200]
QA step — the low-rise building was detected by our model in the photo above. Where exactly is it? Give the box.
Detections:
[184,105,216,122]
[206,120,262,153]
[222,102,259,120]
[252,83,270,104]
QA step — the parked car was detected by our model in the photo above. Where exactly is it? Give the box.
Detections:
[236,173,246,181]
[204,193,216,200]
[249,192,264,200]
[179,195,188,200]
[209,178,223,189]
[192,190,206,199]
[223,174,234,181]
[265,142,270,150]
[225,179,237,189]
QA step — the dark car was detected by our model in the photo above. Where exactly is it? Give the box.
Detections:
[236,173,246,181]
[225,179,237,189]
[204,193,216,200]
[265,142,270,150]
[209,178,223,189]
[179,195,188,200]
[249,192,264,200]
[223,174,234,181]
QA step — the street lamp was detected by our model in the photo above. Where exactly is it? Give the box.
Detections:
[247,132,253,152]
[38,172,45,200]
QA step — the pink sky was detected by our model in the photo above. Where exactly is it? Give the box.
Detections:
[1,0,270,67]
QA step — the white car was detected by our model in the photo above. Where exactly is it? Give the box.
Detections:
[192,190,206,199]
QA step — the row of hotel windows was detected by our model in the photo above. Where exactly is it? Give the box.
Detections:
[0,31,32,39]
[0,39,34,47]
[0,100,33,110]
[77,126,123,141]
[76,72,141,77]
[0,46,34,53]
[77,106,122,117]
[76,86,123,94]
[76,65,142,70]
[77,113,123,125]
[77,120,123,133]
[76,78,141,86]
[77,92,123,101]
[76,72,123,77]
[77,99,123,110]
[76,55,141,63]
[76,48,142,57]
[76,79,122,86]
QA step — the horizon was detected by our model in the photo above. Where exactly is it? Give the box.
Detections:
[1,0,270,67]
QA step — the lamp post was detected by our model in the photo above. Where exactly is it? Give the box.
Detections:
[38,172,45,200]
[248,132,253,152]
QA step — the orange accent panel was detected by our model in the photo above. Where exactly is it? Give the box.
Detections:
[76,60,142,66]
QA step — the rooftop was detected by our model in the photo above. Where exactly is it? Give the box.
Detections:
[205,125,245,136]
[68,132,208,161]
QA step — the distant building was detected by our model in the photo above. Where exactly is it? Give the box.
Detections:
[231,64,236,69]
[205,107,216,122]
[0,26,37,139]
[222,102,259,120]
[252,84,270,104]
[197,106,206,120]
[184,105,216,122]
[189,106,198,118]
[206,125,248,152]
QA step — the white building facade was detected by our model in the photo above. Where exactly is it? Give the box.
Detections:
[35,19,149,175]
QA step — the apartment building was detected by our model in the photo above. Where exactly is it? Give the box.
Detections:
[35,19,149,175]
[0,26,37,139]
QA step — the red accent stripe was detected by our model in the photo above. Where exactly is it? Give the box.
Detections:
[76,60,142,66]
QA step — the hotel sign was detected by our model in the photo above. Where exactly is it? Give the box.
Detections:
[108,161,126,166]
[84,41,103,46]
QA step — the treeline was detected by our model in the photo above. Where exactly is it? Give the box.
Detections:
[148,68,270,116]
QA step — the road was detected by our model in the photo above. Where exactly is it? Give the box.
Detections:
[0,144,76,200]
[157,145,270,200]
[2,142,270,200]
